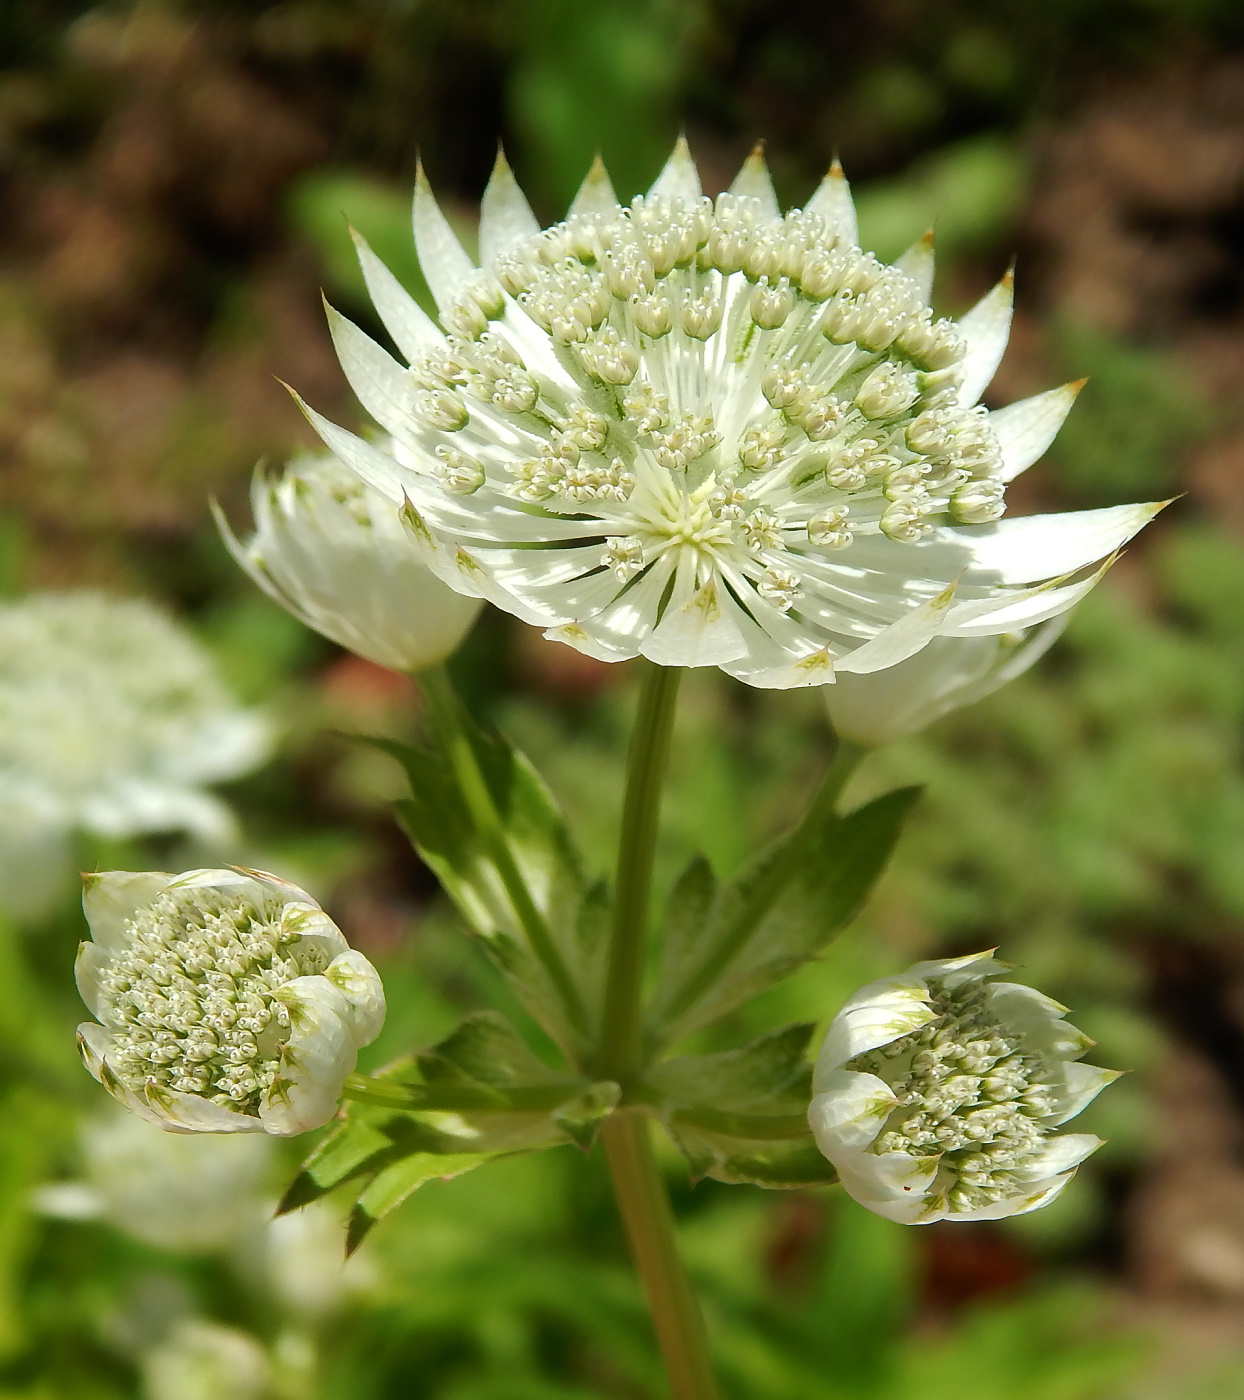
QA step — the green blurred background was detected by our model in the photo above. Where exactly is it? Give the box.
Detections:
[5,0,1244,1395]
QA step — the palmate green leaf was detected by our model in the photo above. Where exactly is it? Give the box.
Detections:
[646,786,920,1048]
[375,722,604,1062]
[281,1013,621,1248]
[646,1024,836,1189]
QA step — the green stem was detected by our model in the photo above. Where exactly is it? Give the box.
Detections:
[601,1114,721,1400]
[418,665,590,1042]
[598,662,683,1084]
[596,663,718,1398]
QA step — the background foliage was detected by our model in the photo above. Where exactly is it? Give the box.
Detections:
[4,0,1244,1394]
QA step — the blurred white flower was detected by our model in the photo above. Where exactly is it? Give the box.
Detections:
[141,1319,270,1400]
[33,1109,273,1251]
[823,619,1064,746]
[0,591,270,919]
[76,867,385,1135]
[263,1203,377,1319]
[303,139,1160,687]
[809,951,1118,1223]
[215,450,482,672]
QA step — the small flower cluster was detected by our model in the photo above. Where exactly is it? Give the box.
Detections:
[77,868,384,1135]
[809,952,1116,1223]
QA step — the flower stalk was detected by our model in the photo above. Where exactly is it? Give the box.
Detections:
[593,661,722,1398]
[601,1113,721,1400]
[598,662,683,1085]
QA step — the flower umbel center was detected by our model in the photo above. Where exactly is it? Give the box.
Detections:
[849,979,1056,1213]
[97,889,327,1114]
[414,189,1009,618]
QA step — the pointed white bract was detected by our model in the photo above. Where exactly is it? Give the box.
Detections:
[809,952,1118,1223]
[0,593,271,919]
[76,867,386,1136]
[216,448,481,673]
[824,617,1064,746]
[309,140,1161,688]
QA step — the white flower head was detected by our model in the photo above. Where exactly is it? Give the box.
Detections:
[34,1109,273,1251]
[0,591,271,919]
[141,1320,270,1400]
[215,449,482,673]
[824,617,1065,746]
[76,867,385,1136]
[302,141,1162,688]
[809,951,1118,1223]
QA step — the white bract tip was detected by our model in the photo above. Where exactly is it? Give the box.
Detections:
[76,867,385,1136]
[809,953,1115,1223]
[216,449,481,673]
[305,138,1159,689]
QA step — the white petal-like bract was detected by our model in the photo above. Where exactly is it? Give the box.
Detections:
[216,449,481,673]
[76,867,385,1136]
[809,952,1115,1223]
[304,140,1161,688]
[824,618,1065,746]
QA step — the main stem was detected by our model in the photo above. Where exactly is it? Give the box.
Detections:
[598,661,682,1086]
[601,1114,720,1400]
[597,664,719,1400]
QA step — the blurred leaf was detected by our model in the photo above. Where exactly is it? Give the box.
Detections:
[506,0,704,208]
[1047,322,1210,503]
[287,169,436,318]
[855,135,1028,264]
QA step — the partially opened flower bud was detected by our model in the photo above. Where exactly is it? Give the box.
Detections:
[808,951,1118,1223]
[215,451,482,673]
[823,620,1064,747]
[76,868,385,1136]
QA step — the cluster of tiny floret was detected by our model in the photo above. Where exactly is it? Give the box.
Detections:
[399,186,1011,618]
[97,889,326,1114]
[851,980,1058,1213]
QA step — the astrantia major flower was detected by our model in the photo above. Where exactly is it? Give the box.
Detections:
[303,139,1161,688]
[0,592,270,918]
[215,449,482,673]
[76,868,384,1135]
[808,952,1117,1223]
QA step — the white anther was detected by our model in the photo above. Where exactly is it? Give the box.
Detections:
[434,445,486,494]
[807,508,853,549]
[602,535,645,581]
[757,566,800,611]
[750,276,795,330]
[855,362,920,419]
[950,478,1006,524]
